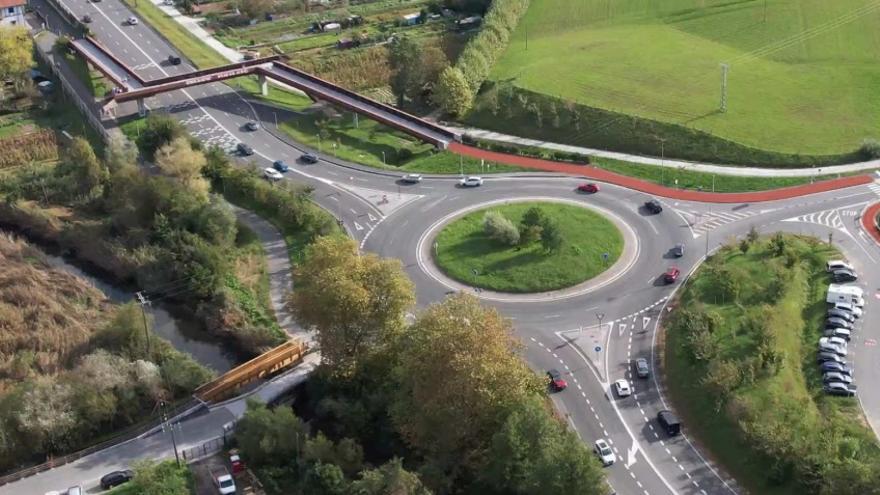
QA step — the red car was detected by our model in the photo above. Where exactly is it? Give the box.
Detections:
[547,369,568,392]
[664,266,680,284]
[577,183,600,193]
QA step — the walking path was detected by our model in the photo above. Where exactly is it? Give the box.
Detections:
[450,143,875,204]
[445,125,880,178]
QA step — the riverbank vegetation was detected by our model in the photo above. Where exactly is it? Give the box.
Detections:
[665,234,880,494]
[233,236,608,494]
[0,233,211,473]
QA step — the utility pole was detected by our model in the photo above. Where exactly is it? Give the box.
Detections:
[136,291,151,356]
[160,401,181,467]
[720,63,729,113]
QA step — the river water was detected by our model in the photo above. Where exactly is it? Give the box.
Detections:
[42,252,237,373]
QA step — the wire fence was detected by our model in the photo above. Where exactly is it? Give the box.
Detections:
[180,436,229,463]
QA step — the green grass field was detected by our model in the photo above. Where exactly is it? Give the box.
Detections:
[434,202,622,292]
[492,0,880,155]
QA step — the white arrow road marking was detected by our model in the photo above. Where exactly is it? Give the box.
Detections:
[368,213,377,222]
[618,323,627,337]
[642,316,651,329]
[354,222,364,231]
[626,441,639,468]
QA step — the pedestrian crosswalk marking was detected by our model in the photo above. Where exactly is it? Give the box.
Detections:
[674,208,759,238]
[868,182,880,197]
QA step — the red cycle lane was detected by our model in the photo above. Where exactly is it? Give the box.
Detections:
[861,202,880,246]
[450,142,874,204]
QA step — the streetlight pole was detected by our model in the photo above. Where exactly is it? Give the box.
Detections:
[273,111,277,128]
[382,151,386,165]
[596,312,605,331]
[160,401,181,467]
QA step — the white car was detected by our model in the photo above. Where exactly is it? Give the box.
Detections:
[614,379,632,397]
[820,336,848,348]
[459,176,483,187]
[594,439,615,466]
[823,372,853,384]
[400,173,422,183]
[263,168,283,181]
[826,260,854,273]
[126,17,139,25]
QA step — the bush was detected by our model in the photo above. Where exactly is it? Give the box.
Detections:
[483,210,520,246]
[859,138,880,159]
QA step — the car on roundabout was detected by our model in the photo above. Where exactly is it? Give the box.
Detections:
[237,142,254,156]
[663,266,680,284]
[577,182,599,193]
[263,168,283,181]
[672,243,685,257]
[459,176,483,187]
[299,153,318,164]
[614,379,632,397]
[547,369,567,392]
[400,173,422,184]
[644,199,663,214]
[272,160,289,173]
[594,439,615,466]
[126,16,139,25]
[634,358,650,378]
[244,121,259,131]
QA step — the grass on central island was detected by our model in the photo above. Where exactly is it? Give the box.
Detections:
[664,234,880,494]
[434,202,622,293]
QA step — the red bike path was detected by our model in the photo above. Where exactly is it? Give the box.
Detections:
[861,202,880,246]
[449,143,875,204]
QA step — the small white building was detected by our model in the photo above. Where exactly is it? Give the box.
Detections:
[0,0,25,27]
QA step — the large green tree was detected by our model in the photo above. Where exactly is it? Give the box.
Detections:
[0,27,31,89]
[388,36,424,107]
[290,236,414,376]
[434,67,473,117]
[237,398,308,466]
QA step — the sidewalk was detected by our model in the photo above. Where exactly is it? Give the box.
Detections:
[450,143,876,204]
[445,124,880,178]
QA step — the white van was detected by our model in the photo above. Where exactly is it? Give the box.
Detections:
[826,260,854,273]
[827,284,864,306]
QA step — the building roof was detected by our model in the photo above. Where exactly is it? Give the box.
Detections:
[0,0,24,9]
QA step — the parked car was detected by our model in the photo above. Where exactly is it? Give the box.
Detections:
[126,16,139,25]
[822,372,853,385]
[244,121,259,131]
[272,160,289,172]
[300,153,318,164]
[824,382,857,397]
[400,173,422,184]
[823,328,851,341]
[820,336,848,348]
[826,260,855,272]
[167,55,181,65]
[657,410,681,436]
[614,379,632,397]
[820,361,852,376]
[263,168,283,181]
[824,317,853,330]
[644,199,663,214]
[663,266,680,284]
[827,308,856,323]
[459,176,483,187]
[672,243,685,257]
[577,183,599,193]
[831,269,858,283]
[818,341,846,357]
[594,439,615,466]
[237,143,254,156]
[832,301,862,318]
[635,358,650,378]
[547,369,567,392]
[100,470,134,490]
[816,351,845,364]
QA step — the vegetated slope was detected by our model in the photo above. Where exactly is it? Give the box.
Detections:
[491,0,880,155]
[665,234,880,494]
[0,233,109,389]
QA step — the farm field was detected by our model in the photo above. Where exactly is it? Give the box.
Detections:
[491,0,880,155]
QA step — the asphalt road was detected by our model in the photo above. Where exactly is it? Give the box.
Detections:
[16,1,880,493]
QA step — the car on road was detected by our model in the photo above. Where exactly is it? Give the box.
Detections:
[126,16,139,25]
[827,308,856,323]
[816,351,845,364]
[820,361,852,376]
[547,369,567,392]
[244,121,259,131]
[824,317,853,330]
[577,183,599,193]
[272,160,289,173]
[644,199,663,214]
[831,269,858,283]
[833,301,863,317]
[237,142,254,156]
[614,379,632,397]
[459,176,483,187]
[663,266,680,284]
[100,470,134,490]
[672,243,685,257]
[594,439,615,466]
[823,372,853,385]
[400,173,422,184]
[826,260,855,272]
[300,153,318,164]
[263,168,283,181]
[82,14,92,23]
[823,328,851,341]
[657,410,681,436]
[824,382,857,397]
[635,358,650,378]
[167,55,181,65]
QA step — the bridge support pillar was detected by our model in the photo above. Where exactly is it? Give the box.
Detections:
[137,98,147,117]
[258,74,268,96]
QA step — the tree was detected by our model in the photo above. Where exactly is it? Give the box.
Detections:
[105,134,138,173]
[389,36,422,107]
[154,136,210,200]
[746,225,760,244]
[518,206,545,244]
[390,293,543,477]
[128,460,190,495]
[434,67,473,117]
[240,0,276,19]
[0,27,32,89]
[137,114,188,160]
[237,399,307,466]
[62,137,108,197]
[539,218,563,252]
[290,236,415,376]
[352,458,431,495]
[483,210,519,246]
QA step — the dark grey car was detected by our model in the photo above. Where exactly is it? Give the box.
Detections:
[827,308,855,323]
[820,361,852,376]
[672,244,684,257]
[825,317,853,330]
[635,358,650,378]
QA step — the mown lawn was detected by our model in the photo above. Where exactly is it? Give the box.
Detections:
[434,202,622,292]
[492,0,880,155]
[665,235,880,494]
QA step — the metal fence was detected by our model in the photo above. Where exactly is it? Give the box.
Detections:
[181,435,228,463]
